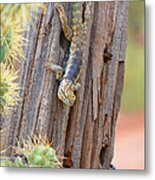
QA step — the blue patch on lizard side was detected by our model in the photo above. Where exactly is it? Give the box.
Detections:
[63,44,71,72]
[64,50,82,82]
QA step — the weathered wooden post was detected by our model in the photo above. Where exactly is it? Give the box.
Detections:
[3,2,128,169]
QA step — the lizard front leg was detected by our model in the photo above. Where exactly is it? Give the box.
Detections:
[44,60,63,80]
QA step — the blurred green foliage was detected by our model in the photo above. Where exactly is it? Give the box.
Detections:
[121,1,144,112]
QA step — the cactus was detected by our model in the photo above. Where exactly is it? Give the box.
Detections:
[0,4,45,64]
[1,157,25,167]
[0,63,20,112]
[25,145,61,168]
[1,134,62,168]
[0,4,45,113]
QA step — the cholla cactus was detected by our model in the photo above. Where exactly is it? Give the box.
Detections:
[0,4,45,113]
[0,63,20,112]
[0,4,45,64]
[24,144,61,168]
[1,134,62,168]
[1,157,25,167]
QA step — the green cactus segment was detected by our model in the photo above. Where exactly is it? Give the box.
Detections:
[1,157,25,167]
[0,30,12,63]
[26,145,61,168]
[0,4,45,113]
[1,145,62,168]
[14,157,25,167]
[0,64,20,112]
[0,78,9,110]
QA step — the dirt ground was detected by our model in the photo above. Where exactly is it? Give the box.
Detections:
[112,111,144,170]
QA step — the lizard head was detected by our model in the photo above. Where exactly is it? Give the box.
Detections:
[58,79,76,106]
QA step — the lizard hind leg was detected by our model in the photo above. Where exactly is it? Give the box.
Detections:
[55,3,73,41]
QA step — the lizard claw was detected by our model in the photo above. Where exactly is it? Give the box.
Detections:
[74,82,81,91]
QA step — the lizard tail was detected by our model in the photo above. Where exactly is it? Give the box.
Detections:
[55,3,73,41]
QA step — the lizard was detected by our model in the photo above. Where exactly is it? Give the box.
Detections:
[45,2,92,106]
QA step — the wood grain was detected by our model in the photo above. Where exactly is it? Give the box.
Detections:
[3,2,128,169]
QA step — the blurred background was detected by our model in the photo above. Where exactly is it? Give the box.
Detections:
[112,1,144,169]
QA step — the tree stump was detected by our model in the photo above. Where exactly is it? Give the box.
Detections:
[3,1,128,169]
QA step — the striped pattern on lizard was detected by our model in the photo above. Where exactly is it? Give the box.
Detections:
[45,2,92,106]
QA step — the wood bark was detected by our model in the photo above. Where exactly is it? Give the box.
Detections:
[2,2,128,169]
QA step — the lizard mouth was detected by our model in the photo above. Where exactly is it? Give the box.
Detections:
[58,89,75,106]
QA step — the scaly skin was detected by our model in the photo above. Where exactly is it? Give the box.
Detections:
[45,2,92,106]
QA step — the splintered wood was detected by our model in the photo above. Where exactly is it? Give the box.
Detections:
[3,2,128,169]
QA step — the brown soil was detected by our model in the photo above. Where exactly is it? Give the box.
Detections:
[112,111,144,170]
